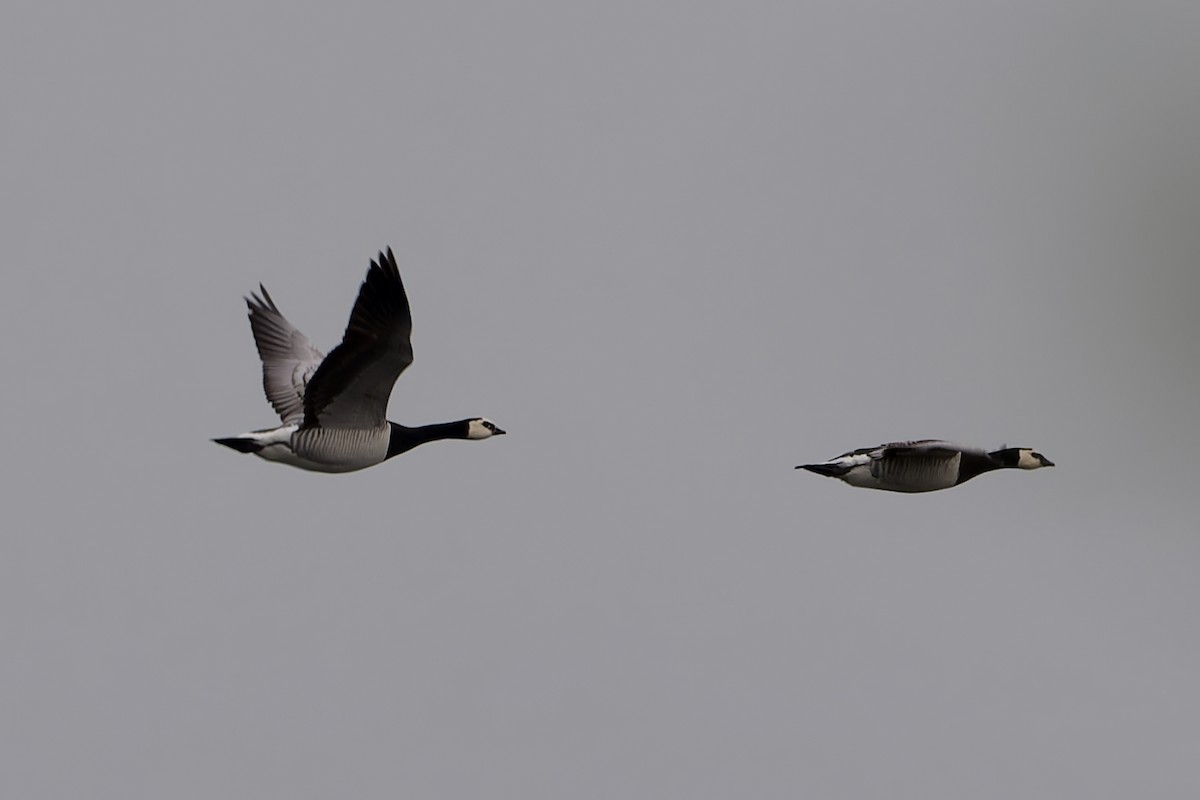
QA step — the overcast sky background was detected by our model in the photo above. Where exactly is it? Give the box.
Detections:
[3,2,1199,797]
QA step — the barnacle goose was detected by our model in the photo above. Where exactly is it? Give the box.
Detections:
[796,439,1053,493]
[213,247,504,472]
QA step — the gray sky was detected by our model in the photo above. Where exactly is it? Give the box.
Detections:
[3,2,1199,797]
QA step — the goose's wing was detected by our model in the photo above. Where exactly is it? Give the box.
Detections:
[828,441,956,460]
[871,440,968,487]
[878,439,962,460]
[246,286,325,424]
[301,248,413,430]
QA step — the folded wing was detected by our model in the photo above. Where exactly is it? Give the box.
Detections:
[877,439,962,460]
[871,440,966,487]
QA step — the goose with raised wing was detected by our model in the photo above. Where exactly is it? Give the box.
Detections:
[213,247,504,472]
[796,439,1053,493]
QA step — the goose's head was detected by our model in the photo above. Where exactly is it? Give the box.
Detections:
[1019,449,1054,469]
[466,418,506,440]
[993,447,1054,469]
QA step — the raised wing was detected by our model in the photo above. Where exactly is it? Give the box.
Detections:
[246,286,325,424]
[301,248,414,430]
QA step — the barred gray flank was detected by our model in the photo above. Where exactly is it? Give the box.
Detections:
[293,425,390,471]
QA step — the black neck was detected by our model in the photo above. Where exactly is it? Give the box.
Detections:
[386,420,470,459]
[956,450,1006,484]
[988,448,1023,468]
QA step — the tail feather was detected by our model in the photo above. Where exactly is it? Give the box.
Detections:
[796,462,851,478]
[213,436,263,454]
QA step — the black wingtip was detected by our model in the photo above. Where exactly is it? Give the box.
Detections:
[213,437,261,454]
[245,284,277,313]
[373,246,400,278]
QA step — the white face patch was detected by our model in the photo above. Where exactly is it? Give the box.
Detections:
[467,418,504,440]
[1017,449,1042,469]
